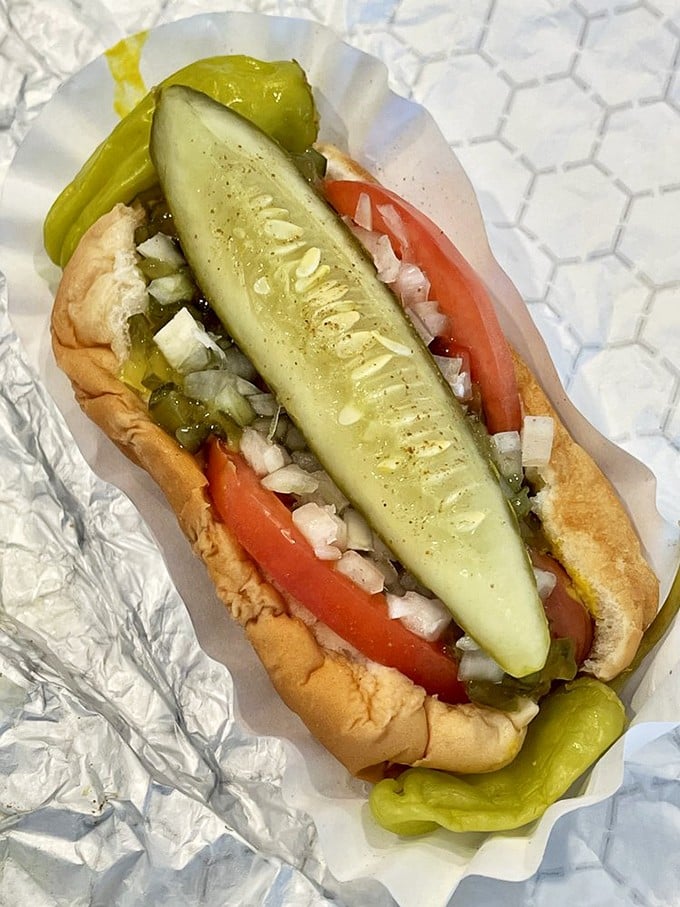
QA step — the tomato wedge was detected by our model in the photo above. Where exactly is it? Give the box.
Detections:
[324,179,522,434]
[206,439,467,704]
[530,551,594,665]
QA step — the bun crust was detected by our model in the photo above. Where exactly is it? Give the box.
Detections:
[51,151,657,778]
[511,353,658,680]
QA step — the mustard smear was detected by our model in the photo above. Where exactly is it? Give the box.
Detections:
[105,32,149,118]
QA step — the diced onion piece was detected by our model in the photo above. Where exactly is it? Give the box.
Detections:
[385,591,452,642]
[261,464,319,495]
[343,508,374,551]
[184,369,255,427]
[147,271,195,305]
[377,202,410,256]
[222,346,258,380]
[455,634,481,652]
[297,470,349,512]
[249,393,278,416]
[433,354,463,385]
[234,376,261,396]
[451,371,472,403]
[455,636,505,683]
[335,550,385,594]
[343,219,379,256]
[491,430,522,477]
[373,234,401,282]
[534,567,557,601]
[406,308,435,345]
[240,426,290,477]
[292,502,347,560]
[354,192,373,230]
[389,262,430,307]
[136,232,185,267]
[521,415,555,467]
[153,308,223,374]
[412,300,448,337]
[434,356,471,403]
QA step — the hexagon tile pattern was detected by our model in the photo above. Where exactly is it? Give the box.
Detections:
[361,0,680,527]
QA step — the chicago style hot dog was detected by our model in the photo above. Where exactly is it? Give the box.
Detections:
[46,57,658,824]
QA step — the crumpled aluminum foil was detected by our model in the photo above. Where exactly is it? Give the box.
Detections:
[0,300,395,906]
[0,5,391,901]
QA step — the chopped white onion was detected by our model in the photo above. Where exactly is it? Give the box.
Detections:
[374,558,400,590]
[136,232,185,267]
[433,354,471,402]
[385,591,452,642]
[345,219,402,283]
[455,637,505,683]
[261,464,319,495]
[377,202,410,256]
[455,634,482,652]
[344,220,382,259]
[153,308,223,374]
[183,369,255,427]
[373,234,401,282]
[440,366,471,403]
[491,430,522,477]
[406,307,435,345]
[147,271,195,305]
[292,502,347,560]
[389,262,430,307]
[534,567,557,601]
[411,300,449,337]
[233,376,260,396]
[521,415,555,467]
[353,192,373,231]
[335,550,385,594]
[239,426,290,477]
[343,508,374,551]
[222,346,258,380]
[297,470,349,512]
[249,393,278,417]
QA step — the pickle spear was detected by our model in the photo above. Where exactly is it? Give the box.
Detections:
[150,85,550,677]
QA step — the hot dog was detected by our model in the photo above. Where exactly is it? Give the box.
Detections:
[47,62,658,799]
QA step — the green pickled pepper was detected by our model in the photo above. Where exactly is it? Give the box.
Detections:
[44,55,319,267]
[369,677,626,835]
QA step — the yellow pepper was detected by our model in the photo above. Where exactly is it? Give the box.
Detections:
[370,678,625,835]
[44,55,319,267]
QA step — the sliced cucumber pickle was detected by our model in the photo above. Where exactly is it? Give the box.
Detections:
[150,85,550,677]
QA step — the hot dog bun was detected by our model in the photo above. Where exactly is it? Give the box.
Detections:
[50,145,657,780]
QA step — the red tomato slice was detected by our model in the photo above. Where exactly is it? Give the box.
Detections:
[530,550,594,665]
[324,179,522,434]
[206,440,467,705]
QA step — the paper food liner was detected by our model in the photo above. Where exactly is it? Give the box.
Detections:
[2,12,679,906]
